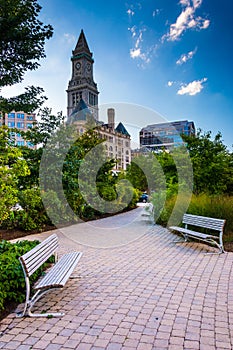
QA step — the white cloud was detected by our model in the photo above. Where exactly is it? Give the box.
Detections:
[163,0,210,41]
[127,9,135,16]
[63,33,76,45]
[128,26,137,38]
[192,0,202,9]
[201,19,210,29]
[130,48,141,58]
[176,47,197,65]
[152,9,161,17]
[167,81,174,87]
[129,27,152,65]
[177,77,207,96]
[130,48,151,64]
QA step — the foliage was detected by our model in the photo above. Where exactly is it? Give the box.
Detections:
[146,130,233,239]
[0,0,53,125]
[18,108,66,189]
[16,188,51,231]
[126,159,148,192]
[0,239,54,311]
[21,107,65,147]
[63,129,119,219]
[1,188,55,231]
[0,0,53,87]
[0,86,47,116]
[0,127,30,224]
[183,130,233,195]
[126,153,167,195]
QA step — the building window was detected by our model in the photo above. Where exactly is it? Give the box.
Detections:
[89,92,97,106]
[8,113,15,118]
[17,122,24,128]
[8,121,15,127]
[27,116,34,120]
[72,93,76,106]
[17,113,24,119]
[27,123,33,128]
[17,141,25,146]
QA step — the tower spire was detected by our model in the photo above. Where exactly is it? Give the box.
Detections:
[67,29,99,119]
[73,29,92,58]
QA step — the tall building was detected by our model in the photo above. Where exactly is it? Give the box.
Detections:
[0,111,36,148]
[139,120,195,151]
[97,108,131,171]
[66,100,131,171]
[66,29,99,120]
[66,30,131,171]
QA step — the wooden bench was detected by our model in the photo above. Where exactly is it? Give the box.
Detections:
[169,214,226,254]
[141,203,154,223]
[17,233,82,318]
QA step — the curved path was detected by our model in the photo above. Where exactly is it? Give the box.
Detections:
[1,207,233,350]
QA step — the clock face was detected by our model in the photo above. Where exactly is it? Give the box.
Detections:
[75,62,81,70]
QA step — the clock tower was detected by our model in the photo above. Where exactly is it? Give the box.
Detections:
[67,30,99,119]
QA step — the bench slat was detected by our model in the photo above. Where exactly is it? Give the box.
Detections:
[183,214,225,231]
[19,234,58,277]
[34,252,82,290]
[169,226,219,240]
[22,241,58,276]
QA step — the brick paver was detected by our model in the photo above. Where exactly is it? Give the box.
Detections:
[1,207,233,349]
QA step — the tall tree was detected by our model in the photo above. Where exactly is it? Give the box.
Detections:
[0,0,53,124]
[0,127,30,224]
[18,108,65,188]
[0,0,53,87]
[182,130,233,194]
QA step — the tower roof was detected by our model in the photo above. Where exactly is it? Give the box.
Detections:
[66,98,91,124]
[115,122,130,137]
[72,29,93,60]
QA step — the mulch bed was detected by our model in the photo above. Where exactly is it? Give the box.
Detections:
[0,226,56,241]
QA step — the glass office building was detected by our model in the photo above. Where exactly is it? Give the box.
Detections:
[139,120,195,151]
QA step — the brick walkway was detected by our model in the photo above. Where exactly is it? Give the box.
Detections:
[1,208,233,350]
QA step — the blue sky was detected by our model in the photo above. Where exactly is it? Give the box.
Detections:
[2,0,233,149]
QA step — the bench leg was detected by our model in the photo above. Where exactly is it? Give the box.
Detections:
[205,241,225,255]
[173,233,189,243]
[17,288,64,318]
[16,275,30,318]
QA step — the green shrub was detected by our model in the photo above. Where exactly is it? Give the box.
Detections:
[17,188,51,231]
[0,239,54,311]
[0,188,50,231]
